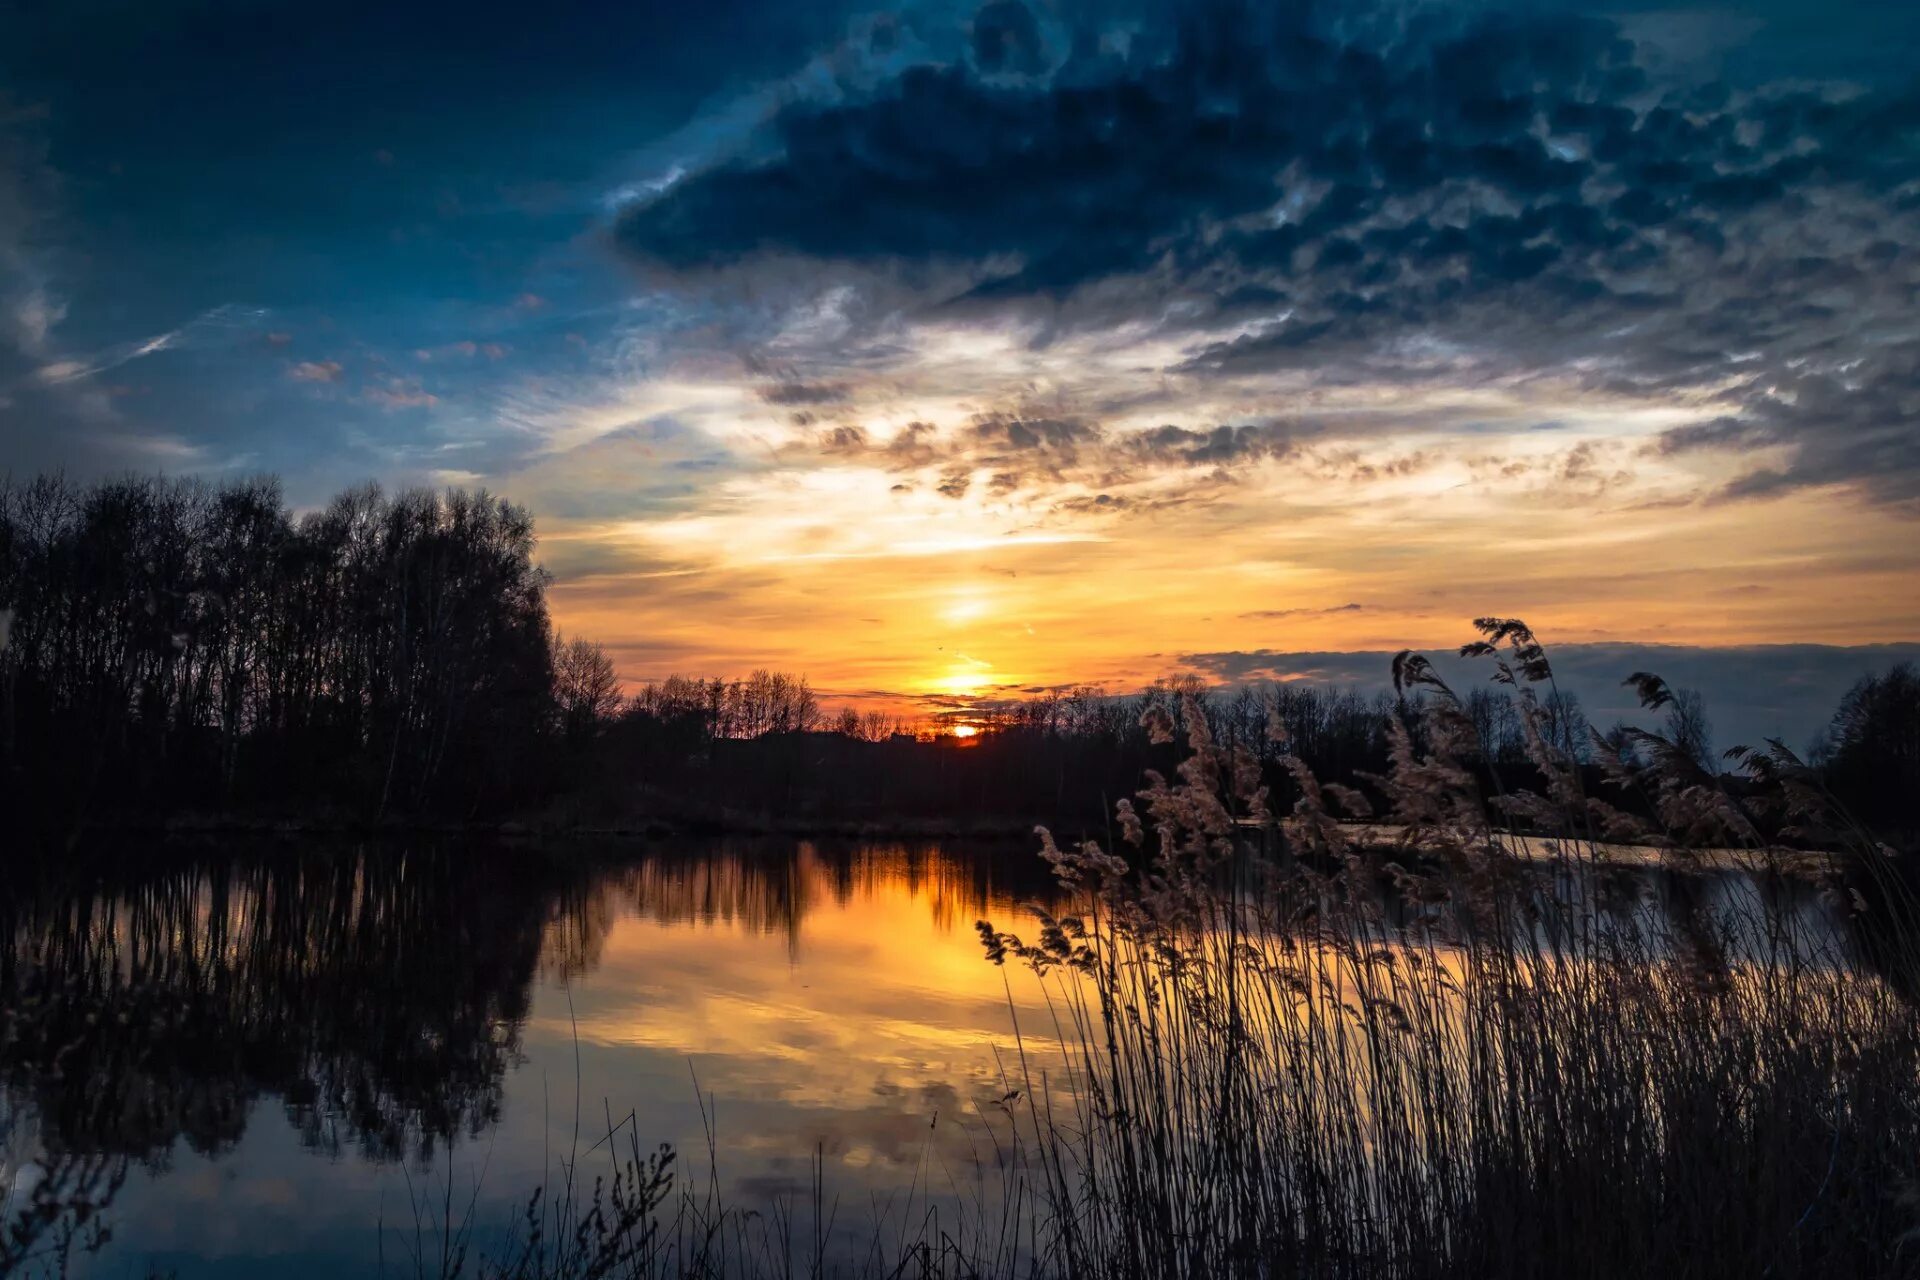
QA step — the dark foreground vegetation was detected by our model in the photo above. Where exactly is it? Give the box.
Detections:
[964,625,1920,1279]
[0,473,556,821]
[4,473,1917,847]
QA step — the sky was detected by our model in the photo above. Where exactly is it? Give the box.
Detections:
[3,0,1918,747]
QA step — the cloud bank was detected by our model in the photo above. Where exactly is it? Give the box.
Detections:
[615,0,1920,509]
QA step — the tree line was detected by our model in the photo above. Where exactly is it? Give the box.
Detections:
[0,473,554,819]
[533,637,1919,843]
[625,671,830,740]
[3,471,1913,841]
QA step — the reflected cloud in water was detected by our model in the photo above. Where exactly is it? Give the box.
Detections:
[0,837,1863,1276]
[0,840,1063,1276]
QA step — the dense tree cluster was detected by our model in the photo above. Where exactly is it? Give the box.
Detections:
[1815,663,1920,833]
[0,474,554,818]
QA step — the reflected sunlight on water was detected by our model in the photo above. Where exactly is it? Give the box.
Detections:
[530,842,1071,1190]
[0,837,1867,1278]
[0,840,1067,1278]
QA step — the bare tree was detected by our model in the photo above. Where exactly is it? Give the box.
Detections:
[1818,663,1920,827]
[554,636,622,744]
[1542,689,1591,763]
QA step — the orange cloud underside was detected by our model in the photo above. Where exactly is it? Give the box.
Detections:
[538,441,1920,716]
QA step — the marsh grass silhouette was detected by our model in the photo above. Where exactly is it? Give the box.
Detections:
[964,619,1920,1279]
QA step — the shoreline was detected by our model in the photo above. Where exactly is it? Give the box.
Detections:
[27,810,1857,875]
[38,810,1053,844]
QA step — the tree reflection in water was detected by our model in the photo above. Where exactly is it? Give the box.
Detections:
[0,838,1064,1275]
[0,834,1886,1278]
[0,847,565,1169]
[1,839,1059,1154]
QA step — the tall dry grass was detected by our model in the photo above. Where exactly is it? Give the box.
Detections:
[973,618,1920,1278]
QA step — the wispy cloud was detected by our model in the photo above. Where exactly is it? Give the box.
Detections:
[288,359,344,382]
[363,376,439,409]
[31,303,265,386]
[1240,603,1365,621]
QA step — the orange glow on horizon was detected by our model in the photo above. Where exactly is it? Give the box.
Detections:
[528,380,1920,715]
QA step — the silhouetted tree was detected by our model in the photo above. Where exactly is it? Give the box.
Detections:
[554,636,622,745]
[0,474,557,821]
[1816,664,1920,832]
[1542,689,1591,764]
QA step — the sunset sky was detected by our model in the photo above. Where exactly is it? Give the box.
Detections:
[4,0,1917,743]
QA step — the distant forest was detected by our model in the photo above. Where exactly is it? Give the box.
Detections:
[1,473,1915,841]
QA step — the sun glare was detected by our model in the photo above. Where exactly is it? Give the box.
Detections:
[939,591,992,626]
[926,658,996,697]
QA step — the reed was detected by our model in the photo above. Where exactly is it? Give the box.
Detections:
[975,618,1920,1278]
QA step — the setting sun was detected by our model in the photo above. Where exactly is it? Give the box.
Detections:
[922,657,999,700]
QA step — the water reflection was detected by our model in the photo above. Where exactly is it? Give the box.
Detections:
[0,840,1065,1277]
[1,849,560,1167]
[0,838,1866,1278]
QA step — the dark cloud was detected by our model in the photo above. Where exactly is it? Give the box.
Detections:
[758,380,851,405]
[815,419,944,469]
[1126,423,1300,467]
[803,409,1310,500]
[616,0,1920,509]
[799,404,1617,509]
[1051,489,1195,516]
[1177,642,1920,759]
[971,1,1045,76]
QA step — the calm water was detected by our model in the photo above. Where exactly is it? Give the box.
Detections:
[0,838,1864,1278]
[0,840,1071,1279]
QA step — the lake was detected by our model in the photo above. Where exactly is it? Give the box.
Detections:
[0,840,1079,1279]
[0,835,1873,1279]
